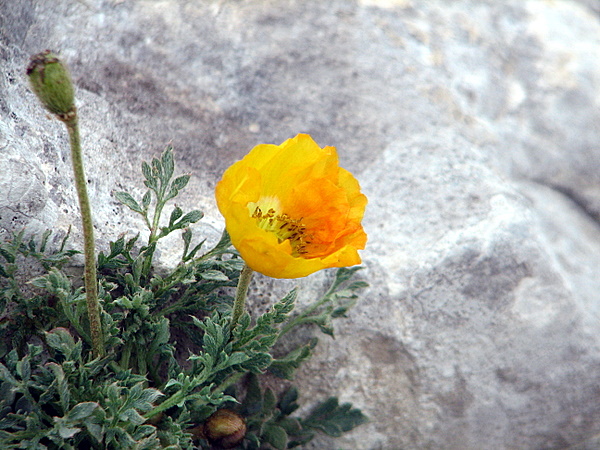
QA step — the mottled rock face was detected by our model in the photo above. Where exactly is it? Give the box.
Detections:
[2,0,600,448]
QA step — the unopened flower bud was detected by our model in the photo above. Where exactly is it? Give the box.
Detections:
[203,409,247,449]
[26,50,75,120]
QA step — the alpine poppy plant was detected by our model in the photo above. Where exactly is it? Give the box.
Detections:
[216,134,367,279]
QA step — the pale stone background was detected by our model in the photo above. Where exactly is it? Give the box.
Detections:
[2,0,600,448]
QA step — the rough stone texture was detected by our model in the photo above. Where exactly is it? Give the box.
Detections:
[2,0,600,448]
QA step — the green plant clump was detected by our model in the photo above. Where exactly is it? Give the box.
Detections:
[0,50,367,449]
[0,145,368,449]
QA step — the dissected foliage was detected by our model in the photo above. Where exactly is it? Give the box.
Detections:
[0,147,367,449]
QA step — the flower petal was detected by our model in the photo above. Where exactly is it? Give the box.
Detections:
[215,134,367,279]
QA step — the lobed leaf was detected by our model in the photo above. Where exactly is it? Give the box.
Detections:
[302,397,368,437]
[115,192,143,214]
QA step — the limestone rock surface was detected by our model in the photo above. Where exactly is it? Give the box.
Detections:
[2,0,600,448]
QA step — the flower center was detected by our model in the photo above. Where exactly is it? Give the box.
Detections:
[249,197,311,256]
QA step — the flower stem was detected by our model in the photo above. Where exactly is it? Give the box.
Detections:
[63,113,104,358]
[230,264,253,330]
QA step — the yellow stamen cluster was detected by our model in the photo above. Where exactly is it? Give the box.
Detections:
[252,206,311,256]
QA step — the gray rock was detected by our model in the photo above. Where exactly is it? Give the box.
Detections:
[2,0,600,448]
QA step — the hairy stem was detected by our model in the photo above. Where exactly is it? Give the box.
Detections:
[230,264,253,330]
[140,198,164,279]
[144,390,185,420]
[64,113,104,358]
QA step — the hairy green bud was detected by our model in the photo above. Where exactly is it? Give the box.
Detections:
[26,50,75,120]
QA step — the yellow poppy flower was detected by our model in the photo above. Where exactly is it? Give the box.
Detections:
[215,134,367,279]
